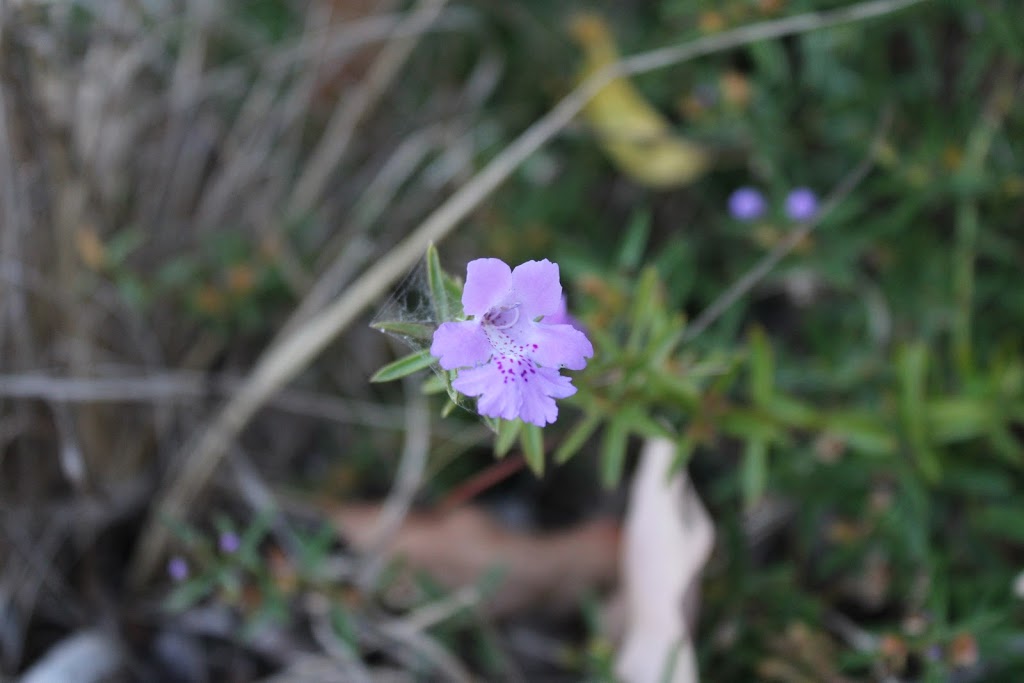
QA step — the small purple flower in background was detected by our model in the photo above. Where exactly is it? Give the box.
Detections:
[218,531,240,554]
[785,186,819,221]
[728,186,766,221]
[430,259,594,427]
[167,556,189,582]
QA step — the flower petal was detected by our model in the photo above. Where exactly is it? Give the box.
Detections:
[510,259,562,319]
[527,323,594,371]
[453,364,521,421]
[430,321,491,370]
[518,365,576,426]
[462,258,512,317]
[540,296,584,332]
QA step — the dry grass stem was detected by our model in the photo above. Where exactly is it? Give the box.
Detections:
[286,0,451,220]
[355,377,431,590]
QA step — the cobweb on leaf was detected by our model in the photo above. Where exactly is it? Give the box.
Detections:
[370,256,478,415]
[370,259,437,353]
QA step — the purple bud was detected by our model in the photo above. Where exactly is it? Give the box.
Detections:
[926,643,943,662]
[218,531,241,554]
[785,187,819,221]
[728,187,767,221]
[167,556,189,582]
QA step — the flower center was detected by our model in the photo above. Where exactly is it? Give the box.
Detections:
[482,304,520,329]
[481,303,540,386]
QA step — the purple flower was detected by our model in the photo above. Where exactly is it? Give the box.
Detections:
[218,531,240,554]
[728,186,766,221]
[543,296,585,333]
[167,556,189,582]
[785,187,818,221]
[430,259,594,426]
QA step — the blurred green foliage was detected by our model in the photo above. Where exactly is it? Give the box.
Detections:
[376,0,1024,678]
[125,0,1024,677]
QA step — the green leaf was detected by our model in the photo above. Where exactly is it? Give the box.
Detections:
[441,398,459,418]
[370,320,435,341]
[748,327,774,406]
[443,272,464,319]
[824,411,898,456]
[370,349,435,383]
[973,504,1024,544]
[555,412,602,464]
[925,397,990,443]
[600,417,630,488]
[897,343,941,481]
[646,315,685,367]
[420,373,448,395]
[766,396,817,429]
[718,409,785,443]
[647,372,700,407]
[668,434,697,474]
[521,424,545,476]
[164,574,217,612]
[426,243,450,323]
[626,267,661,353]
[987,424,1023,465]
[741,438,768,509]
[618,209,651,271]
[494,419,522,458]
[619,407,674,440]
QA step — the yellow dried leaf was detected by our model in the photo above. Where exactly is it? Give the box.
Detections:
[570,14,710,189]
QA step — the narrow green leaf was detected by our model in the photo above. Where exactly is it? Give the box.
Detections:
[441,398,458,418]
[370,349,434,383]
[718,409,785,443]
[164,575,217,612]
[554,412,602,464]
[443,272,464,319]
[626,267,661,353]
[897,343,941,481]
[482,414,501,434]
[619,407,673,440]
[987,424,1023,465]
[926,397,990,443]
[521,424,545,476]
[647,372,700,407]
[420,373,447,395]
[618,209,651,271]
[370,320,435,341]
[600,417,630,489]
[766,396,817,429]
[974,504,1024,543]
[494,419,522,458]
[748,326,774,405]
[824,411,898,456]
[426,243,450,323]
[668,435,697,475]
[741,438,768,510]
[647,315,685,367]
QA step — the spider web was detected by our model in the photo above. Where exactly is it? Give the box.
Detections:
[370,259,436,353]
[370,259,476,413]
